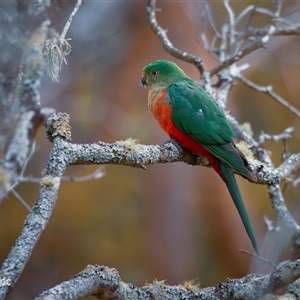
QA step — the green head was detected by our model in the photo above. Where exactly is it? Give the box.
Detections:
[141,60,188,88]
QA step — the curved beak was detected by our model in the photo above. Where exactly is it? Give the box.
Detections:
[140,74,147,88]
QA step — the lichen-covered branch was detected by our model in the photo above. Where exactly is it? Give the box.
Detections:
[0,143,66,299]
[43,113,300,187]
[35,261,300,300]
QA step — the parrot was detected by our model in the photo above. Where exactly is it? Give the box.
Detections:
[140,60,259,255]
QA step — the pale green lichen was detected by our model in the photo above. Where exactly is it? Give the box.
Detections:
[241,122,254,136]
[237,140,254,159]
[40,175,55,187]
[115,138,144,153]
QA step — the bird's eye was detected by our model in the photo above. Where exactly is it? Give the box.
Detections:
[150,71,158,76]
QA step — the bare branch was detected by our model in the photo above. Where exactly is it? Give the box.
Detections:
[204,1,222,38]
[209,39,268,77]
[236,5,274,25]
[224,0,235,45]
[209,1,282,77]
[236,74,300,119]
[147,0,206,77]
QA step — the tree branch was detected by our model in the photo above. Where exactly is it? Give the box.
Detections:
[147,0,206,77]
[208,1,287,77]
[236,73,300,119]
[35,260,300,300]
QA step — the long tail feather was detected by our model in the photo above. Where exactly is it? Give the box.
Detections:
[217,159,259,255]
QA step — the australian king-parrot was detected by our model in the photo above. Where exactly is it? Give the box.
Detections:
[140,60,259,254]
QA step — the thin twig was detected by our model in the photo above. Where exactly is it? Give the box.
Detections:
[61,0,83,39]
[204,0,222,38]
[21,166,106,183]
[6,142,37,194]
[11,189,31,212]
[239,249,277,268]
[61,166,105,182]
[259,127,294,143]
[236,5,275,25]
[224,0,235,47]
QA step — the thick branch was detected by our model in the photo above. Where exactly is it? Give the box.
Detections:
[0,143,66,299]
[42,114,299,186]
[35,261,300,300]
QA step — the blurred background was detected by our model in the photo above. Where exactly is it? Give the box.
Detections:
[1,0,300,298]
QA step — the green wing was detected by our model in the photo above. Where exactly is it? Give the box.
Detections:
[169,81,233,144]
[168,80,250,177]
[168,80,259,254]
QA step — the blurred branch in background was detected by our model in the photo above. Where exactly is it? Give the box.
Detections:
[1,0,300,299]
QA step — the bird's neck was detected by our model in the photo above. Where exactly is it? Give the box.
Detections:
[147,84,167,112]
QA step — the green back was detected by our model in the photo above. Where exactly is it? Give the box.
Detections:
[168,80,249,176]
